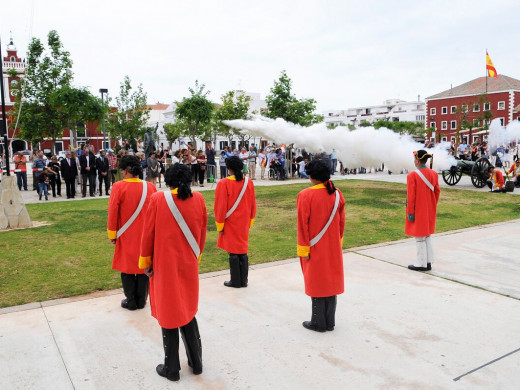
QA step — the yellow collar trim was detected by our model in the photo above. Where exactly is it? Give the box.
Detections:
[227,175,236,181]
[170,188,178,194]
[310,183,326,189]
[123,178,142,182]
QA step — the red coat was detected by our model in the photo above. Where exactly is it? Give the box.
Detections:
[107,179,157,274]
[490,169,505,189]
[139,190,207,329]
[297,184,345,297]
[405,168,440,237]
[214,176,256,254]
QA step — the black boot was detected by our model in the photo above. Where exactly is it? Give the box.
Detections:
[239,254,249,287]
[224,254,241,288]
[156,328,180,381]
[325,296,337,331]
[135,274,149,309]
[302,297,326,332]
[120,273,137,310]
[180,317,203,375]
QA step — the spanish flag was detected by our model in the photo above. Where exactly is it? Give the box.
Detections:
[486,51,498,78]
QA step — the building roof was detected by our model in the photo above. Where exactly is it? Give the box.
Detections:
[426,75,520,100]
[146,103,169,110]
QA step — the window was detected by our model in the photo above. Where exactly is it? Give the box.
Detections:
[430,108,436,115]
[451,120,457,129]
[498,101,505,110]
[10,56,15,62]
[498,118,505,126]
[442,106,448,114]
[450,136,456,143]
[473,136,479,143]
[484,102,491,111]
[441,121,447,130]
[430,122,436,128]
[441,137,447,142]
[450,106,456,113]
[473,119,480,127]
[461,104,468,113]
[473,104,480,112]
[416,115,425,121]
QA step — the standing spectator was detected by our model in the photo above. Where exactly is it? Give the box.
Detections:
[219,151,227,179]
[188,150,198,184]
[32,151,47,193]
[146,152,159,186]
[257,149,266,180]
[297,159,345,332]
[37,167,50,201]
[156,150,165,188]
[406,150,440,271]
[139,164,207,382]
[61,150,78,199]
[205,142,216,183]
[107,155,157,310]
[97,150,111,196]
[13,151,28,191]
[239,147,249,177]
[107,149,118,185]
[47,156,62,197]
[247,146,257,180]
[214,156,256,288]
[195,150,206,187]
[79,148,97,197]
[330,149,337,174]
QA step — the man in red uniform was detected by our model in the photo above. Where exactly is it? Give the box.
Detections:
[405,150,441,271]
[506,156,520,187]
[139,164,207,382]
[214,156,256,288]
[107,155,157,310]
[297,159,345,332]
[487,165,505,192]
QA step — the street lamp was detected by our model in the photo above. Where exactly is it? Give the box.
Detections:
[99,88,108,149]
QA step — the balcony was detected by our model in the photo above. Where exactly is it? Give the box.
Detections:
[2,61,26,71]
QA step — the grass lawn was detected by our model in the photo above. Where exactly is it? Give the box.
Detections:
[1,180,519,308]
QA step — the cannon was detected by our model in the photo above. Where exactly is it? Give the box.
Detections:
[441,157,491,188]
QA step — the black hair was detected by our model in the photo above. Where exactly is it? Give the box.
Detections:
[119,155,142,177]
[164,163,193,200]
[225,156,244,181]
[305,159,336,194]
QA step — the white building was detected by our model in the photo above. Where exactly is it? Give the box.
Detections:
[324,98,426,127]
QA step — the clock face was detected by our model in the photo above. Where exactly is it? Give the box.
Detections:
[10,79,18,89]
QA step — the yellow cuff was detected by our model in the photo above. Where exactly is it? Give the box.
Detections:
[297,245,310,257]
[341,237,344,246]
[107,229,117,240]
[250,218,255,228]
[197,253,202,263]
[139,256,152,269]
[216,221,225,232]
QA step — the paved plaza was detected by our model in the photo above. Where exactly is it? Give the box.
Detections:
[1,173,519,389]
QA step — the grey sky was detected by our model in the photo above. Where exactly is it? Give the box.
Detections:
[1,0,519,112]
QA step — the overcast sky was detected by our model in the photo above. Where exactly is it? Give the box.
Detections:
[1,0,519,112]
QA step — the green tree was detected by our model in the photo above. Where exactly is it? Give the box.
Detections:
[106,75,150,145]
[175,81,214,149]
[163,120,185,146]
[372,119,424,136]
[214,90,251,146]
[264,70,321,126]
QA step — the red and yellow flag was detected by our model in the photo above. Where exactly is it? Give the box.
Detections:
[486,51,498,78]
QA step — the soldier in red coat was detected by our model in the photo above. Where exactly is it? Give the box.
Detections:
[139,164,207,382]
[214,156,256,288]
[487,165,506,192]
[405,150,441,271]
[297,159,345,332]
[107,155,157,310]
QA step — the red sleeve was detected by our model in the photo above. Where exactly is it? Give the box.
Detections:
[139,192,158,269]
[107,184,121,239]
[497,170,505,187]
[250,181,256,227]
[214,180,227,232]
[199,194,208,258]
[339,191,346,243]
[406,173,416,215]
[297,191,311,257]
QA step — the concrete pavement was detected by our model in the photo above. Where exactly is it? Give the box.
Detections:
[1,219,519,389]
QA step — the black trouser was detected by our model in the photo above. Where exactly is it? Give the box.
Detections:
[309,296,337,331]
[82,173,96,196]
[98,173,110,194]
[220,166,227,179]
[64,177,75,198]
[121,273,149,309]
[49,175,61,197]
[161,317,202,375]
[228,253,248,287]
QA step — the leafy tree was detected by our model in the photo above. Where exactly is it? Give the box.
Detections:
[214,90,251,146]
[163,121,185,146]
[372,119,424,136]
[106,75,150,145]
[175,81,214,149]
[264,70,321,126]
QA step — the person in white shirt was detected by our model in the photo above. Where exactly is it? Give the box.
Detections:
[299,158,309,179]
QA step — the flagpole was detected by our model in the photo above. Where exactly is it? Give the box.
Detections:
[485,48,488,95]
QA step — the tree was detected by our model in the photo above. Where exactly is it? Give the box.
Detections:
[163,121,185,146]
[9,30,74,152]
[105,75,150,145]
[372,119,424,136]
[175,81,214,149]
[214,90,251,146]
[264,70,321,126]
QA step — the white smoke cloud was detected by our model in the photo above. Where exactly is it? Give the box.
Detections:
[223,117,457,171]
[487,118,520,154]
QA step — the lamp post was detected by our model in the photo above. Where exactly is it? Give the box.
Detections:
[0,36,10,176]
[99,88,108,149]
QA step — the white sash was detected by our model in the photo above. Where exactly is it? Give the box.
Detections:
[116,181,148,238]
[164,191,200,260]
[310,190,340,247]
[415,169,434,192]
[226,177,249,219]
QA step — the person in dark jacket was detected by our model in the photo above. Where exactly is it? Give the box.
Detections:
[97,150,111,196]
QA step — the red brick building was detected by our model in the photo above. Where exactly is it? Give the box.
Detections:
[425,75,520,144]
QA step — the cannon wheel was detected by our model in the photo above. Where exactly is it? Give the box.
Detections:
[471,157,491,188]
[442,165,463,186]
